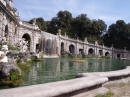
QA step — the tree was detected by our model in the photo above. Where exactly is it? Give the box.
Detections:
[47,10,73,35]
[29,17,47,31]
[103,20,130,49]
[28,11,130,50]
[70,14,92,40]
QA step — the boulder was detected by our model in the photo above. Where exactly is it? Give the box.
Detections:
[0,63,22,76]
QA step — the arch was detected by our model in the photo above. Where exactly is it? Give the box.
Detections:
[69,44,75,54]
[99,50,103,56]
[79,49,84,55]
[88,48,94,55]
[5,25,8,37]
[105,52,110,57]
[22,33,31,50]
[61,42,64,54]
[36,44,40,53]
[117,54,121,59]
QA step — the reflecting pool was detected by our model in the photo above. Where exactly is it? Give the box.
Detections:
[22,58,130,86]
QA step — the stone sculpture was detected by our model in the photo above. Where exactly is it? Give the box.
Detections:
[19,38,28,53]
[0,45,21,77]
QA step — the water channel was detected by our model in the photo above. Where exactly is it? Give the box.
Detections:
[22,58,130,86]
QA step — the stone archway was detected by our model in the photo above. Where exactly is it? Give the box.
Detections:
[105,52,110,57]
[88,48,94,55]
[22,33,31,50]
[99,50,103,56]
[36,44,40,53]
[61,42,64,54]
[117,54,121,59]
[5,25,8,37]
[69,44,75,54]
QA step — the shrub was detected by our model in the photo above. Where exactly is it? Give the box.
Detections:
[0,70,23,87]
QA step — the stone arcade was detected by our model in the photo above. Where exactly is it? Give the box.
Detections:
[0,0,130,59]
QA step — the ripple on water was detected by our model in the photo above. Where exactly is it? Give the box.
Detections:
[20,58,130,86]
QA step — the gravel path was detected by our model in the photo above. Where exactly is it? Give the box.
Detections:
[109,83,130,97]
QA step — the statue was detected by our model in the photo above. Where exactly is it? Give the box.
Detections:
[18,38,28,52]
[0,44,22,78]
[0,45,8,63]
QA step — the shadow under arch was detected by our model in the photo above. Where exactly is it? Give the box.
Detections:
[105,52,110,57]
[88,48,94,55]
[61,42,64,54]
[22,33,31,50]
[5,25,8,37]
[69,44,75,54]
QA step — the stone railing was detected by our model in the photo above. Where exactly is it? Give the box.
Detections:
[41,31,57,39]
[59,35,113,50]
[20,21,39,30]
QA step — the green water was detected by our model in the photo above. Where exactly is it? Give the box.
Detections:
[22,58,130,86]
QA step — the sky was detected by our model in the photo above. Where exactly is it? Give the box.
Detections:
[13,0,130,26]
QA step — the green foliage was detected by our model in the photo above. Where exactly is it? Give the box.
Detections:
[104,20,130,50]
[16,56,36,72]
[30,56,35,61]
[28,11,130,50]
[8,44,20,51]
[101,56,110,59]
[29,17,47,31]
[10,70,19,81]
[1,80,23,87]
[17,62,30,71]
[29,10,107,42]
[47,10,73,35]
[96,91,114,97]
[0,70,23,87]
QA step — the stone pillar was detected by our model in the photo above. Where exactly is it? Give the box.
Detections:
[9,0,13,8]
[102,44,105,56]
[75,38,79,55]
[57,34,61,56]
[111,45,114,58]
[95,41,98,56]
[84,37,88,55]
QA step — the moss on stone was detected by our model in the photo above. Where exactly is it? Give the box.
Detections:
[17,61,31,71]
[0,70,23,87]
[96,91,114,97]
[8,44,20,51]
[0,79,23,87]
[71,59,87,63]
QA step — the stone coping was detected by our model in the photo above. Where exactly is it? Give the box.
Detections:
[78,66,130,79]
[0,76,108,97]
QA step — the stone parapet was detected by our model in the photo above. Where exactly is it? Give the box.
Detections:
[0,76,108,97]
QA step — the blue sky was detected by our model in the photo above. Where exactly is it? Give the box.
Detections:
[14,0,130,26]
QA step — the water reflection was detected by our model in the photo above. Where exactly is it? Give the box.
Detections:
[22,58,130,86]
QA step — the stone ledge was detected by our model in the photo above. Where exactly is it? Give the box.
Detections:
[0,76,108,97]
[78,66,130,80]
[1,66,130,97]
